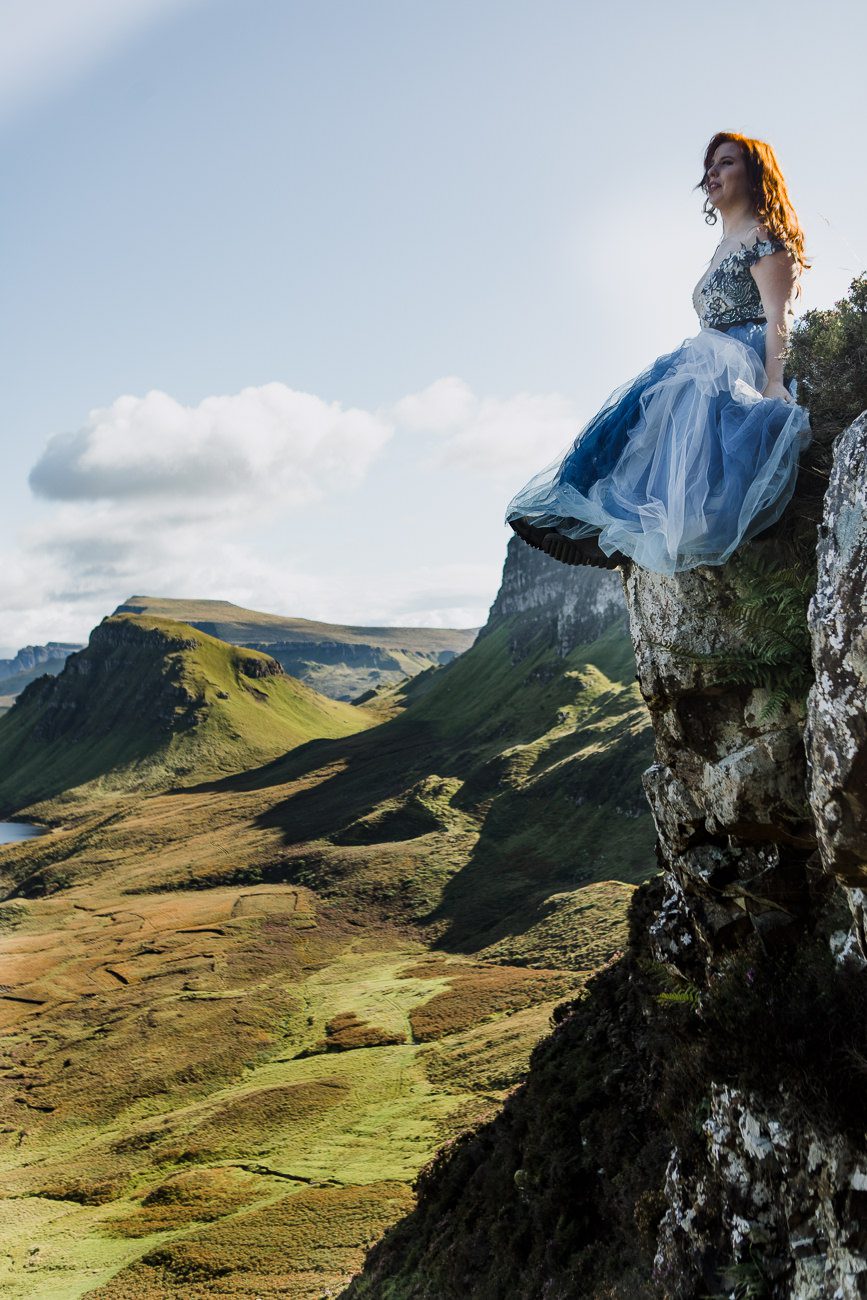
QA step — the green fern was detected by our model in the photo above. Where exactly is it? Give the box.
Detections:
[658,555,815,721]
[656,980,702,1008]
[716,1252,771,1300]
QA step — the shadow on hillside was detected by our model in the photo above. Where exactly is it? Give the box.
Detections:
[185,713,444,841]
[182,619,655,957]
[187,712,653,958]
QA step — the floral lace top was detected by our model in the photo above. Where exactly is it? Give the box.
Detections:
[693,236,788,329]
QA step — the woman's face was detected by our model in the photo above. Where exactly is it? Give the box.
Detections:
[703,141,749,211]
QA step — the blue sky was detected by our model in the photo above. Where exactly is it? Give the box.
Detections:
[1,0,864,654]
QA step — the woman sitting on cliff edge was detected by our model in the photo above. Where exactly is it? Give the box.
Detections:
[506,131,811,576]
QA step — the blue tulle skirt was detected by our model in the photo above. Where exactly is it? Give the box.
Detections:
[505,322,811,574]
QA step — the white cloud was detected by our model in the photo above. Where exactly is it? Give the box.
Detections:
[0,0,199,126]
[0,515,494,649]
[30,383,394,507]
[3,373,569,650]
[391,377,477,433]
[387,380,578,481]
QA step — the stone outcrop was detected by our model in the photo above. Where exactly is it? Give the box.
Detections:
[806,411,867,962]
[655,1086,867,1300]
[623,544,822,976]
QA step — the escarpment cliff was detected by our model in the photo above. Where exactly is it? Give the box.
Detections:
[344,401,867,1295]
[482,537,625,656]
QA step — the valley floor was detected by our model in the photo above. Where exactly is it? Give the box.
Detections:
[0,774,615,1298]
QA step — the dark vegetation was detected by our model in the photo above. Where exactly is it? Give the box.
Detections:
[789,272,867,444]
[660,275,867,717]
[342,882,867,1300]
[788,271,867,522]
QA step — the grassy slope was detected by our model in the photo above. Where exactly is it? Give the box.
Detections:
[0,824,585,1298]
[0,615,375,814]
[224,616,655,962]
[0,605,655,1297]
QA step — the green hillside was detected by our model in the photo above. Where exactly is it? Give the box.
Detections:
[0,613,375,813]
[0,551,658,1297]
[194,608,655,964]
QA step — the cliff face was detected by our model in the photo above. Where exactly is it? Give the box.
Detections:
[806,412,867,959]
[483,537,625,656]
[623,410,867,1296]
[343,409,867,1300]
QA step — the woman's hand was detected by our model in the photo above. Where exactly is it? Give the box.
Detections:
[762,379,794,404]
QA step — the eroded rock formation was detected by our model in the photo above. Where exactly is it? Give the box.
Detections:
[621,408,867,1297]
[623,546,823,976]
[484,535,625,656]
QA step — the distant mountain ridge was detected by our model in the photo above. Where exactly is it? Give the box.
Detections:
[0,643,83,680]
[0,642,83,706]
[114,596,477,700]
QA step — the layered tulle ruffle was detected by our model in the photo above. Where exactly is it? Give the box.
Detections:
[505,322,811,575]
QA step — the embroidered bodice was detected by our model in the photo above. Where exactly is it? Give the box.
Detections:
[693,235,787,329]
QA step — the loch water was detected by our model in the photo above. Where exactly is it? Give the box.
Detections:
[0,822,46,845]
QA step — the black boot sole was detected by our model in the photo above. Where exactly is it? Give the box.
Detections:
[508,517,626,570]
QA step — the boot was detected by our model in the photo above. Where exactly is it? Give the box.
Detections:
[509,517,626,571]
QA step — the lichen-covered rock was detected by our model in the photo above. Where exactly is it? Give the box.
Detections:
[806,412,867,958]
[654,1085,867,1299]
[623,547,819,974]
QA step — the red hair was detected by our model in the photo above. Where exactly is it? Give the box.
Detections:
[698,132,810,282]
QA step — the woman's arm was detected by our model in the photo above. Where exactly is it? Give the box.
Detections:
[750,233,799,403]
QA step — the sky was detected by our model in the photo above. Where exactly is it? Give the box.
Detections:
[1,0,864,655]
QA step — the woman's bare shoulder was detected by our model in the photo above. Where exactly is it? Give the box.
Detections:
[750,223,791,253]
